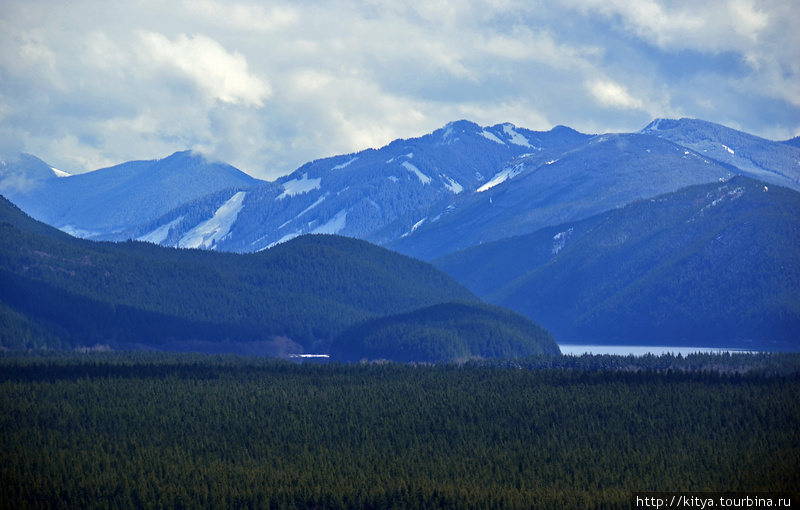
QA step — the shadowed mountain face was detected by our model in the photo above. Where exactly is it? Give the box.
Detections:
[434,176,800,351]
[386,119,800,260]
[0,196,479,356]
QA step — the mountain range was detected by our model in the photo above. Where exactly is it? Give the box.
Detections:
[2,117,798,353]
[434,176,800,351]
[4,119,798,263]
[0,195,559,359]
[100,121,592,253]
[1,151,261,238]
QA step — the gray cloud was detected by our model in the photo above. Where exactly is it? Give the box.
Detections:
[1,0,798,180]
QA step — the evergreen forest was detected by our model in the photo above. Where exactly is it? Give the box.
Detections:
[0,196,486,357]
[1,352,798,509]
[330,301,560,362]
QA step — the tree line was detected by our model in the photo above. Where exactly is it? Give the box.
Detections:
[1,352,798,509]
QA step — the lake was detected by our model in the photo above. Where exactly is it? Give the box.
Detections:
[557,344,757,356]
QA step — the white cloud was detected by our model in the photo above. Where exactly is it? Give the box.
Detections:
[283,68,429,155]
[728,0,770,41]
[81,31,129,71]
[0,22,61,88]
[139,32,272,107]
[480,26,599,71]
[563,0,772,53]
[452,101,552,132]
[587,79,644,110]
[0,0,797,180]
[51,134,117,172]
[183,0,298,32]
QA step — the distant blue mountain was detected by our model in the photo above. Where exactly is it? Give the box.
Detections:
[3,151,262,237]
[434,176,800,351]
[106,120,590,251]
[384,132,736,259]
[640,118,800,190]
[8,118,799,262]
[0,153,67,195]
[782,136,800,149]
[5,118,797,352]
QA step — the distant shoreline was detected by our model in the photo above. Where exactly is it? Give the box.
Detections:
[558,344,759,356]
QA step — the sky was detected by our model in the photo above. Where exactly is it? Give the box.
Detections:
[1,0,798,180]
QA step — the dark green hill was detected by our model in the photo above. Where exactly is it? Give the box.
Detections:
[435,176,800,351]
[0,197,478,354]
[330,301,560,363]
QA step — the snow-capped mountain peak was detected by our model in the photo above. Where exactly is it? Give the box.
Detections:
[24,117,796,265]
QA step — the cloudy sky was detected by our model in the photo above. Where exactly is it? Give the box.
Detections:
[1,0,798,180]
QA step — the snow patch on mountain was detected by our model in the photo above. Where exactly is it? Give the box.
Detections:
[311,209,347,234]
[431,204,455,223]
[332,157,358,170]
[502,124,532,147]
[296,193,328,219]
[402,217,427,238]
[722,144,735,155]
[51,167,71,178]
[402,161,431,184]
[640,119,663,133]
[439,123,458,144]
[179,191,247,249]
[279,193,328,229]
[552,228,573,254]
[60,225,102,238]
[480,130,505,145]
[277,174,322,199]
[477,163,525,192]
[365,198,382,214]
[137,216,185,244]
[442,175,463,194]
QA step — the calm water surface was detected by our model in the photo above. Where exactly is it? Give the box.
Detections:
[558,344,757,356]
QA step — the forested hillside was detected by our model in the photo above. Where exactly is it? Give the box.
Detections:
[0,197,478,355]
[435,176,800,350]
[331,301,560,362]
